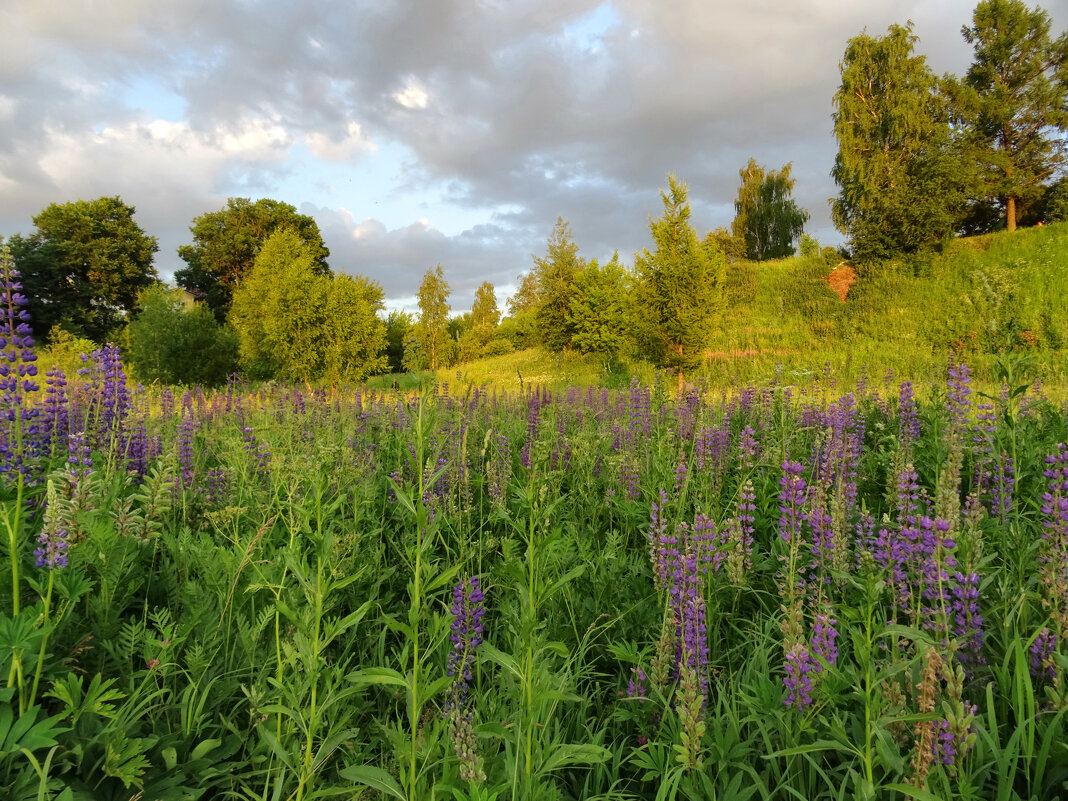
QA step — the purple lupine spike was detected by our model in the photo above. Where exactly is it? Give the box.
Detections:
[446,575,486,708]
[946,358,972,428]
[898,381,920,447]
[951,571,985,670]
[811,614,839,669]
[738,425,759,468]
[783,642,815,708]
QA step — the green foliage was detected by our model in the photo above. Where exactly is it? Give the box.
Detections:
[383,310,414,373]
[531,218,586,352]
[953,0,1068,231]
[415,265,451,371]
[229,229,386,381]
[1046,177,1068,223]
[6,197,159,343]
[567,253,633,357]
[832,23,969,262]
[36,329,97,380]
[176,197,329,321]
[126,285,239,386]
[635,175,725,389]
[705,227,746,263]
[731,159,809,261]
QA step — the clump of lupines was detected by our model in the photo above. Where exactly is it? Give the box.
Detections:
[445,575,486,784]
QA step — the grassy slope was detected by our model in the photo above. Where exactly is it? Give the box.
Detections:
[369,223,1068,397]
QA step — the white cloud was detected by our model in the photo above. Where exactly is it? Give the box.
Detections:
[305,121,376,162]
[393,78,429,110]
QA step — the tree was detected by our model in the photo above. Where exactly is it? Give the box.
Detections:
[382,310,414,373]
[530,218,585,351]
[567,253,633,358]
[730,159,810,260]
[229,228,385,381]
[8,196,158,342]
[831,24,968,262]
[470,281,501,341]
[126,285,239,386]
[954,0,1068,231]
[176,198,330,320]
[635,176,724,392]
[415,265,451,371]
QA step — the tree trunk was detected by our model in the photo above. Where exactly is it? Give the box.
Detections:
[1007,196,1016,232]
[676,343,684,394]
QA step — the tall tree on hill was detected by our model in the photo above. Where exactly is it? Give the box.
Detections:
[416,265,451,371]
[176,198,330,320]
[7,196,158,342]
[731,159,810,261]
[531,218,585,351]
[952,0,1068,231]
[636,176,724,392]
[832,23,968,262]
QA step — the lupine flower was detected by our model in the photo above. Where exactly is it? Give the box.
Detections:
[624,667,648,700]
[520,392,541,470]
[176,415,197,489]
[777,461,807,545]
[445,575,486,784]
[738,425,759,467]
[34,480,69,569]
[205,468,226,505]
[0,246,41,480]
[946,358,972,428]
[950,571,985,670]
[811,614,839,669]
[899,381,920,449]
[783,642,815,708]
[1029,628,1058,684]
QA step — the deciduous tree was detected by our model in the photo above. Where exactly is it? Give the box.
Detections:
[731,159,810,261]
[8,196,158,342]
[832,24,968,261]
[635,176,724,392]
[176,198,329,320]
[229,229,384,381]
[126,285,239,386]
[416,265,451,371]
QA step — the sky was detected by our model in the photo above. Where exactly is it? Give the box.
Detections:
[1,0,1066,315]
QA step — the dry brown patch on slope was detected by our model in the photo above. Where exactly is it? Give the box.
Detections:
[824,263,856,302]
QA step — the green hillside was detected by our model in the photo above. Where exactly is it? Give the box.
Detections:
[405,223,1068,396]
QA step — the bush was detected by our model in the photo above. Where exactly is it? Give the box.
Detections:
[481,338,514,358]
[126,285,239,386]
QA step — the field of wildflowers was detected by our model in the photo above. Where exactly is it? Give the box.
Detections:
[2,250,1068,800]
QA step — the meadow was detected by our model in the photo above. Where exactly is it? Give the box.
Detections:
[3,309,1068,800]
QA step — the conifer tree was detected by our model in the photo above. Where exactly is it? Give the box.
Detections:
[954,0,1068,231]
[636,176,724,392]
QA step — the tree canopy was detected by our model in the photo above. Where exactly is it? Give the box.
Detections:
[7,196,158,342]
[176,198,330,320]
[952,0,1068,231]
[228,229,385,382]
[831,23,968,262]
[731,159,810,261]
[414,265,451,371]
[635,176,724,392]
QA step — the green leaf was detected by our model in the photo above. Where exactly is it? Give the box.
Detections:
[539,743,610,774]
[339,764,406,800]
